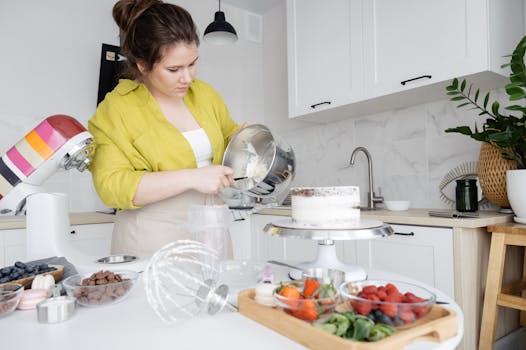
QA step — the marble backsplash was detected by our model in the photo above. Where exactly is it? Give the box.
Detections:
[281,89,510,210]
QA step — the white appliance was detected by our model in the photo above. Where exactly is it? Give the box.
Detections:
[0,115,146,273]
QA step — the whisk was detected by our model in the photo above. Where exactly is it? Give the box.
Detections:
[143,240,236,324]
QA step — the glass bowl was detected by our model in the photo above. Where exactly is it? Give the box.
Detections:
[62,270,138,307]
[219,260,265,290]
[340,280,436,327]
[0,283,24,318]
[273,280,340,322]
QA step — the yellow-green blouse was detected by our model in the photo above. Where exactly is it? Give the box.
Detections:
[88,79,240,210]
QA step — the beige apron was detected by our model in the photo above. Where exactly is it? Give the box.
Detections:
[111,191,232,258]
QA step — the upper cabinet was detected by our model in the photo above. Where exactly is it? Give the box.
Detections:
[286,0,365,118]
[286,0,524,122]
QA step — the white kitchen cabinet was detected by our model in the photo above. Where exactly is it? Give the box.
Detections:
[286,0,364,118]
[355,224,455,299]
[228,213,253,260]
[1,228,26,266]
[0,223,113,266]
[67,223,113,257]
[362,0,523,97]
[286,0,523,122]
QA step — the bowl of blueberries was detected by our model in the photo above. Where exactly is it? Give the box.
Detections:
[0,261,61,285]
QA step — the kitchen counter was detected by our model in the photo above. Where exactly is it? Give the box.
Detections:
[256,207,513,228]
[0,267,463,350]
[0,208,512,230]
[0,212,115,230]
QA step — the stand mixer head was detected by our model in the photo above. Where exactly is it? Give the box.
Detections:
[0,114,91,214]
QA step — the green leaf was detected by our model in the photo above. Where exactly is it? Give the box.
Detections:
[456,102,471,108]
[506,105,526,113]
[446,85,458,91]
[491,101,501,116]
[313,323,337,334]
[483,92,490,109]
[460,79,466,92]
[351,318,373,341]
[474,89,480,103]
[445,126,473,135]
[447,91,460,95]
[451,96,466,101]
[509,94,525,101]
[506,86,525,97]
[452,78,459,89]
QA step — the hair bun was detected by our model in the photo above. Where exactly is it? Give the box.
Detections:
[113,0,161,33]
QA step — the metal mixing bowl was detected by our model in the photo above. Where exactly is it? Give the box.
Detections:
[223,124,295,198]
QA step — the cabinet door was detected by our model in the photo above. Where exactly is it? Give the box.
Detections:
[229,215,252,260]
[356,224,455,299]
[67,223,113,257]
[1,229,26,266]
[286,0,364,118]
[250,214,317,263]
[363,0,486,97]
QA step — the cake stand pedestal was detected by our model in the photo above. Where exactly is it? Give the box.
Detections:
[263,219,393,281]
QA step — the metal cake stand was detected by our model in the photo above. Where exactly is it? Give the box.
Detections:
[263,218,394,281]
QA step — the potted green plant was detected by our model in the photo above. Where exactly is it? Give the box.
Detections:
[445,35,526,220]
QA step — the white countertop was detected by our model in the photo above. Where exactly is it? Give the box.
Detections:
[0,267,463,350]
[257,207,512,228]
[0,208,512,230]
[0,212,115,230]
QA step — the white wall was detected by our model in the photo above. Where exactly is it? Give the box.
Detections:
[0,0,264,213]
[262,2,513,209]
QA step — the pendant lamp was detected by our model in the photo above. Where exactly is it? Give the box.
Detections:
[203,0,238,45]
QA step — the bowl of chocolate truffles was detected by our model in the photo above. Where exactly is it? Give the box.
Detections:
[62,270,138,307]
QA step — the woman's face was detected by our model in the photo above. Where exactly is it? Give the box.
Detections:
[139,42,198,100]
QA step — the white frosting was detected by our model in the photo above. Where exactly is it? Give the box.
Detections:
[291,186,360,226]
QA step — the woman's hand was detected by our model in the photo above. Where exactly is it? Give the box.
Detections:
[191,165,234,194]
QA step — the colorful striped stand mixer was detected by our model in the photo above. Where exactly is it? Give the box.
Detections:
[0,115,91,214]
[0,115,146,273]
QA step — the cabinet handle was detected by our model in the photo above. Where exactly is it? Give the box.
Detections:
[400,75,432,86]
[310,101,331,109]
[394,231,415,236]
[70,230,76,234]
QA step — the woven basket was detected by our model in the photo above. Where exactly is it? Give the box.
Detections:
[478,142,517,207]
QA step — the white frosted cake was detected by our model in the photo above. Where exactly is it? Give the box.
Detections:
[290,186,360,227]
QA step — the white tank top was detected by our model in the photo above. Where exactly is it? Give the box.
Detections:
[181,128,213,168]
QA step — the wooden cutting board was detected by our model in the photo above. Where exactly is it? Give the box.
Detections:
[0,265,64,288]
[238,289,458,350]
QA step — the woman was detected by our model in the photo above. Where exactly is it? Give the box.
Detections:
[88,0,244,256]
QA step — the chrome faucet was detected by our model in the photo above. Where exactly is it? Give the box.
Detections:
[349,146,384,210]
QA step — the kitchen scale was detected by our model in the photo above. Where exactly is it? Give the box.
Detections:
[263,218,394,281]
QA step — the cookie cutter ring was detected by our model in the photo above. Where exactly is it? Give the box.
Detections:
[36,296,76,323]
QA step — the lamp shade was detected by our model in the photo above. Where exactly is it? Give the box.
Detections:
[204,11,238,45]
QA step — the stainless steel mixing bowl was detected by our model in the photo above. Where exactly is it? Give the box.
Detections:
[222,124,295,198]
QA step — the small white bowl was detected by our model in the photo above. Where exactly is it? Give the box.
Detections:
[384,200,410,211]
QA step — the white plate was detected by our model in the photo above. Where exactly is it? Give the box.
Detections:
[513,216,526,224]
[272,218,383,230]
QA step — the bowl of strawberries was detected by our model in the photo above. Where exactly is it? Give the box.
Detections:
[339,280,436,327]
[273,278,340,322]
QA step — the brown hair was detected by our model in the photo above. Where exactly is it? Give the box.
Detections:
[113,0,199,79]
